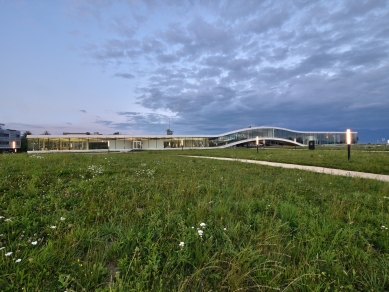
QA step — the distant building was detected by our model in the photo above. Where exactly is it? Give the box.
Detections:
[0,124,21,152]
[26,126,358,152]
[63,132,91,135]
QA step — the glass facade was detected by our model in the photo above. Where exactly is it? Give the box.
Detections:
[27,127,359,152]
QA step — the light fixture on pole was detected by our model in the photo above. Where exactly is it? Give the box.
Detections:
[346,129,351,160]
[256,136,259,153]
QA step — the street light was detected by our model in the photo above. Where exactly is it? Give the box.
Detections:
[346,129,351,160]
[256,136,259,153]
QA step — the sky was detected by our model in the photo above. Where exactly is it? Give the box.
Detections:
[1,0,389,143]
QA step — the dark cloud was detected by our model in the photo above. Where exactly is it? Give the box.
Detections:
[94,111,172,133]
[110,15,137,38]
[79,0,389,139]
[9,123,44,130]
[95,119,113,126]
[113,73,135,79]
[117,111,140,116]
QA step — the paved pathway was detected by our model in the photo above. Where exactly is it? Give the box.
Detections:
[186,156,389,182]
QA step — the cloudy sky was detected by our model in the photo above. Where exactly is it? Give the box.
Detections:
[1,0,388,142]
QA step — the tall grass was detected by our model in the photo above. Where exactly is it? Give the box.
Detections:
[0,151,388,291]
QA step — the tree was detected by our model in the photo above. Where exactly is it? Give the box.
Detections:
[21,131,32,152]
[42,130,51,135]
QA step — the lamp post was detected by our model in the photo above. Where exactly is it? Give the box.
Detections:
[346,129,351,160]
[256,136,259,153]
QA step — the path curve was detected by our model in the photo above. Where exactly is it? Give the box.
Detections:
[186,156,389,182]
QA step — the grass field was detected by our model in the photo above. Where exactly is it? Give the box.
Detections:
[180,146,389,175]
[1,148,389,291]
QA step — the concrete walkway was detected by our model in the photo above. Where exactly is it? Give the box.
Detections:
[186,156,389,182]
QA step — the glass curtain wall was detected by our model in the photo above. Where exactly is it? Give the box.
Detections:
[170,138,183,148]
[26,130,359,151]
[163,138,183,148]
[68,138,87,150]
[88,138,108,150]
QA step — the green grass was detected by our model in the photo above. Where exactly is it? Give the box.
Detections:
[179,146,389,175]
[0,150,388,291]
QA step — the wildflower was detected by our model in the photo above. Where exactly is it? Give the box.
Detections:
[31,241,38,245]
[60,217,66,221]
[50,226,56,229]
[199,222,206,227]
[179,242,185,247]
[384,196,389,199]
[15,259,21,263]
[4,218,12,222]
[5,252,13,256]
[224,228,227,231]
[381,226,388,230]
[198,230,203,237]
[191,226,194,229]
[0,216,4,219]
[0,247,5,250]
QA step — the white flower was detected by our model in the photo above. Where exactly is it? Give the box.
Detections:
[199,222,206,227]
[5,252,12,256]
[0,216,4,219]
[0,247,5,250]
[50,226,56,229]
[15,258,21,263]
[60,217,66,221]
[179,242,185,247]
[4,218,12,222]
[381,226,388,230]
[198,230,203,237]
[384,196,389,199]
[31,241,38,245]
[224,228,227,231]
[191,226,194,229]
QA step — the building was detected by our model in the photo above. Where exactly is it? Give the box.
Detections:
[0,124,21,152]
[26,127,358,152]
